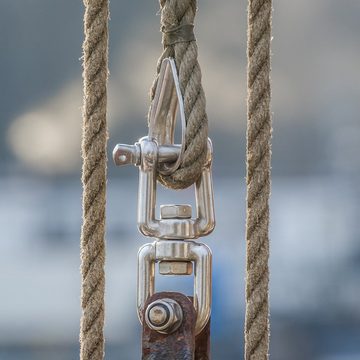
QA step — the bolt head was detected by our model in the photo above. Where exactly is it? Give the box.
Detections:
[147,304,169,326]
[159,261,193,275]
[145,298,183,334]
[160,204,192,219]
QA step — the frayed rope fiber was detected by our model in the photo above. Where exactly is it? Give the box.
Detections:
[245,0,273,359]
[149,0,209,190]
[80,0,109,359]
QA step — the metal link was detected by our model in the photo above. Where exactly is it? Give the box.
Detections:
[114,137,215,240]
[112,57,215,340]
[137,240,212,335]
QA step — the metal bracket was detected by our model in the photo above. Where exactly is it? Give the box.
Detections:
[142,292,210,360]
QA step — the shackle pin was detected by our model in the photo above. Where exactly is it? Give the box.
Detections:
[113,143,181,167]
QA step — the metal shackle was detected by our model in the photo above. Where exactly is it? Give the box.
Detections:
[113,57,185,174]
[114,136,215,240]
[147,57,186,176]
[113,57,215,241]
[137,240,212,335]
[112,57,214,336]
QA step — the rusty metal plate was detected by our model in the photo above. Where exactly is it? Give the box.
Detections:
[195,318,210,360]
[142,292,196,360]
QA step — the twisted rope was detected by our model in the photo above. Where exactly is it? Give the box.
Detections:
[245,0,272,359]
[149,0,208,190]
[80,0,109,359]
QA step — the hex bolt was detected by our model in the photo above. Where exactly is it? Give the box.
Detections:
[145,298,183,334]
[147,304,169,326]
[160,204,192,219]
[159,261,193,275]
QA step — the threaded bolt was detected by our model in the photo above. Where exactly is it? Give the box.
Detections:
[145,298,183,334]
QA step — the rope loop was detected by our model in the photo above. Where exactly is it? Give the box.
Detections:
[149,0,209,190]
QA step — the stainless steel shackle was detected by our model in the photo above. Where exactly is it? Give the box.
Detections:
[112,58,215,335]
[137,239,212,335]
[113,57,215,240]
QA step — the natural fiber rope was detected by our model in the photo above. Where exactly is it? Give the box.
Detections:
[80,0,109,359]
[245,0,272,359]
[149,0,208,190]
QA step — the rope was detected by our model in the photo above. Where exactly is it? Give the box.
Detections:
[80,0,109,359]
[149,0,209,190]
[245,0,272,359]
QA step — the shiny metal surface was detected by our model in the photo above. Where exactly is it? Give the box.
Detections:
[145,298,183,334]
[112,58,184,172]
[112,142,141,167]
[160,205,192,219]
[113,137,215,239]
[137,137,215,240]
[113,143,180,167]
[137,240,212,335]
[148,58,186,175]
[159,261,193,275]
[112,57,214,338]
[147,304,168,326]
[112,57,215,241]
[142,292,196,359]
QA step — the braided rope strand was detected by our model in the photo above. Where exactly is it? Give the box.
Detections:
[149,0,208,189]
[245,0,272,359]
[80,0,109,359]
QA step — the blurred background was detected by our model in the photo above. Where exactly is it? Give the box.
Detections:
[1,1,360,359]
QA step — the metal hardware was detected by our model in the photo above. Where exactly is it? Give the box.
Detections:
[148,58,186,175]
[137,137,214,240]
[145,298,183,334]
[113,57,215,241]
[113,143,180,167]
[160,204,192,219]
[159,203,194,275]
[113,136,215,240]
[113,58,185,173]
[194,311,211,360]
[142,292,196,360]
[113,57,214,353]
[137,240,211,335]
[159,261,193,275]
[142,292,211,360]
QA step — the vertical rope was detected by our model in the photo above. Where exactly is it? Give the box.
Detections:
[149,0,209,190]
[80,0,109,359]
[245,0,272,359]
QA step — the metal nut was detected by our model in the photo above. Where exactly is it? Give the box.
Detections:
[159,261,193,275]
[160,204,192,219]
[145,298,183,334]
[147,305,169,326]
